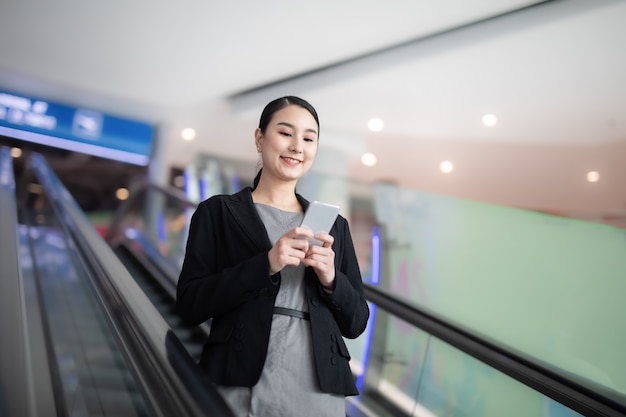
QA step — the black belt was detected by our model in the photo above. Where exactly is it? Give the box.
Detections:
[273,306,310,321]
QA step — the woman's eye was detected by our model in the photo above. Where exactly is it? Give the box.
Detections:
[304,137,314,142]
[279,131,291,137]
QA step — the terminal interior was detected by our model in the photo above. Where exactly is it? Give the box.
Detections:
[1,1,625,416]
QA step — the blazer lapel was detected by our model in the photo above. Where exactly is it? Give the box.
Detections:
[224,187,271,252]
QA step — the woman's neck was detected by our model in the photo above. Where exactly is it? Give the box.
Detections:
[251,179,301,212]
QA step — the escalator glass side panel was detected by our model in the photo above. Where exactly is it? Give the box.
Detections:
[23,223,149,417]
[349,305,430,417]
[107,180,193,273]
[373,183,626,404]
[417,337,582,417]
[352,306,583,417]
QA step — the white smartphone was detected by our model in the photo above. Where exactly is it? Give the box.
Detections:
[299,201,340,246]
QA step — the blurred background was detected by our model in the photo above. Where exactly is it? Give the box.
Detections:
[1,0,625,223]
[1,1,626,416]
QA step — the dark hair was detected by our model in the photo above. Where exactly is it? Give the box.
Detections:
[253,96,320,189]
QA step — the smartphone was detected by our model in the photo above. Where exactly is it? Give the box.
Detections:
[299,201,340,246]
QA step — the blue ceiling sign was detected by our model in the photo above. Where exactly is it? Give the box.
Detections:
[0,90,154,165]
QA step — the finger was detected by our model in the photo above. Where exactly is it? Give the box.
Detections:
[289,237,310,252]
[284,226,313,238]
[306,244,334,260]
[314,233,334,247]
[302,257,325,270]
[276,234,309,252]
[304,252,332,267]
[281,250,307,268]
[303,258,335,280]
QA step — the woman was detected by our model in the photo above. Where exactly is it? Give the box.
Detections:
[176,96,369,416]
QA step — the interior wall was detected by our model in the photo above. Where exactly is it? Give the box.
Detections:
[346,134,625,215]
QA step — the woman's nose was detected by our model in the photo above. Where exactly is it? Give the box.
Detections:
[290,138,303,153]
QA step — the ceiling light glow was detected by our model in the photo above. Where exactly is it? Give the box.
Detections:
[116,187,130,200]
[368,118,384,132]
[173,175,185,188]
[361,152,377,167]
[586,171,600,183]
[181,128,196,141]
[440,160,454,174]
[482,114,497,127]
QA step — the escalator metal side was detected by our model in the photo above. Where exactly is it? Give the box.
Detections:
[0,146,57,417]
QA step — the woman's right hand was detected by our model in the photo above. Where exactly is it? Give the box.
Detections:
[268,227,313,275]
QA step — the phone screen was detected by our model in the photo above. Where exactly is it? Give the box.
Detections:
[299,201,340,246]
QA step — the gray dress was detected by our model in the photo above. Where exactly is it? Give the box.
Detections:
[217,203,345,417]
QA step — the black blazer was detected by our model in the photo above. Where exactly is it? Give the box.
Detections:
[176,187,369,396]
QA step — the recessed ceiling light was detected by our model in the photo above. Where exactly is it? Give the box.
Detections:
[586,171,600,183]
[116,187,130,200]
[10,147,22,158]
[28,183,43,194]
[173,175,185,188]
[181,128,196,141]
[368,118,384,132]
[482,114,497,127]
[440,160,454,174]
[361,152,377,167]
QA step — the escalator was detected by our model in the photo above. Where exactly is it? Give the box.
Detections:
[0,147,234,417]
[19,223,148,416]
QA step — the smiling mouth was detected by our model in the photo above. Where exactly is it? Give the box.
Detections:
[281,156,302,165]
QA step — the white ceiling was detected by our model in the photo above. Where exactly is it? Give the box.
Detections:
[1,0,625,215]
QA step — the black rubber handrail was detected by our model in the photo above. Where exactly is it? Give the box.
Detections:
[30,152,234,417]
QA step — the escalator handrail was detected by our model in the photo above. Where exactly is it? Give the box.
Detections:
[29,153,234,417]
[364,283,626,417]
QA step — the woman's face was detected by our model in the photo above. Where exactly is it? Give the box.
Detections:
[255,105,319,184]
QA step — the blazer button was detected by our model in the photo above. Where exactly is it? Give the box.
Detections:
[330,345,336,354]
[311,296,320,306]
[330,357,337,366]
[234,343,243,351]
[330,334,336,342]
[234,331,244,340]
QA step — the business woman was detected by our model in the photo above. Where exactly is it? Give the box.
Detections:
[176,96,369,417]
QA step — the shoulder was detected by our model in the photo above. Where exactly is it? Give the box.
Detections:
[199,187,253,209]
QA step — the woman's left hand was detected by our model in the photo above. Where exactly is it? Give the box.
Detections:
[303,233,335,290]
